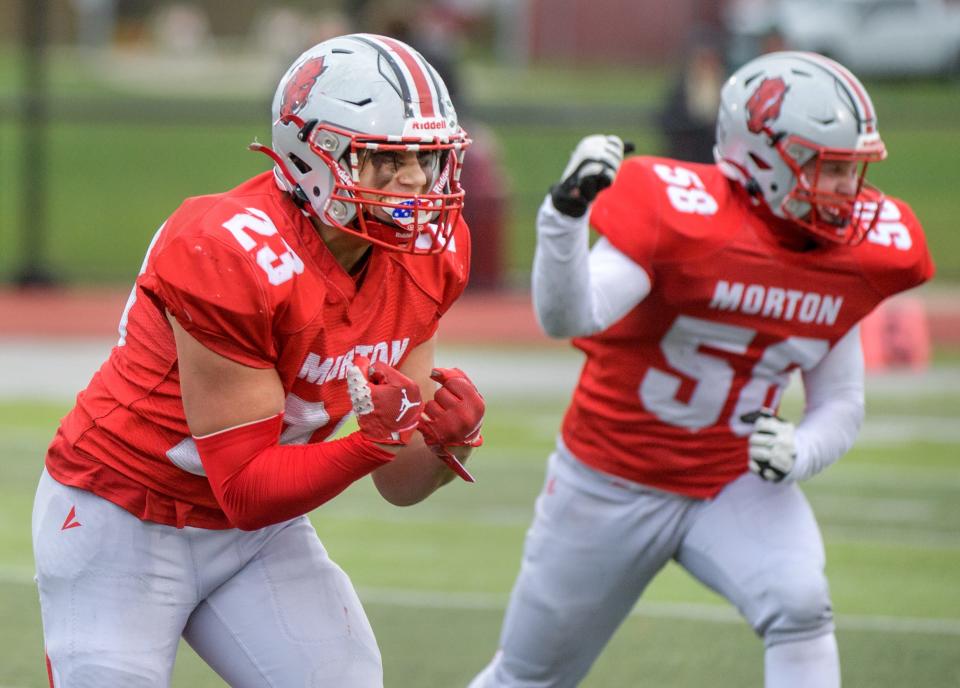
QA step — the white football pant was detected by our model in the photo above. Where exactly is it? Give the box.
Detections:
[469,442,839,688]
[33,468,382,687]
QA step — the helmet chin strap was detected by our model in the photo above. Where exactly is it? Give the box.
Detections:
[718,156,765,200]
[249,141,289,181]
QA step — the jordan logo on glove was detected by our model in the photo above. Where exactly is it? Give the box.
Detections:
[395,388,421,422]
[346,356,423,445]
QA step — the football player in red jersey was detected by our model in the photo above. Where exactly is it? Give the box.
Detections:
[32,34,485,687]
[470,52,934,688]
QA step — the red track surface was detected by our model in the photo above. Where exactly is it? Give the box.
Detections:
[0,287,555,345]
[1,287,957,347]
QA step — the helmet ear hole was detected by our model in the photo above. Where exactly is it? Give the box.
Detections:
[289,154,312,174]
[748,152,772,170]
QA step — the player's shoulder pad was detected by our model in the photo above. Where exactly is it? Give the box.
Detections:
[164,175,310,296]
[142,174,326,367]
[591,155,739,267]
[390,216,471,315]
[856,195,935,296]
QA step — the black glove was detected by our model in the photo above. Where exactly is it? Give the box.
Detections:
[550,135,634,217]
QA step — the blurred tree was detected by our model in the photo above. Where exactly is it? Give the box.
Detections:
[657,27,727,163]
[16,0,55,286]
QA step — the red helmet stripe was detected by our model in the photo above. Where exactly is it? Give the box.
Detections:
[377,36,438,118]
[800,52,876,133]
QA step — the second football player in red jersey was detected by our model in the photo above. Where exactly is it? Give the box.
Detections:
[33,34,484,687]
[470,52,933,688]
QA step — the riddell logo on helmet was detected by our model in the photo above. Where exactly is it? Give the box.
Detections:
[429,164,451,194]
[410,119,446,131]
[331,161,352,187]
[280,56,327,119]
[746,77,789,134]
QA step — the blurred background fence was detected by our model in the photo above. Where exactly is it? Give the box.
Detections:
[1,0,959,291]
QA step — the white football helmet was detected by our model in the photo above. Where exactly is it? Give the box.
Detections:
[714,51,887,245]
[252,33,470,255]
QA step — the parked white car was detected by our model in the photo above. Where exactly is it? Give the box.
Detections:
[727,0,960,78]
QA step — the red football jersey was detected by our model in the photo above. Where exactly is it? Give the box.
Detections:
[563,156,934,498]
[46,172,470,528]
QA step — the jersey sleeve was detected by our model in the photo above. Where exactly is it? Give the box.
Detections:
[142,229,278,369]
[589,157,664,273]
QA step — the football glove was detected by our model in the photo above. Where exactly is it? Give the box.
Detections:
[418,367,484,448]
[741,409,797,482]
[550,135,634,217]
[346,356,422,445]
[418,367,485,482]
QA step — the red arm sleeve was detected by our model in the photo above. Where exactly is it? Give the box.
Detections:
[194,415,394,530]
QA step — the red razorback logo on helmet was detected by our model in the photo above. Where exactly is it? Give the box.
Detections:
[746,77,789,134]
[280,56,327,120]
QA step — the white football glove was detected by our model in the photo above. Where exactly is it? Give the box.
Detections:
[742,409,797,482]
[550,135,634,217]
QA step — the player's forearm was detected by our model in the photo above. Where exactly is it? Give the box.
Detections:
[793,392,864,481]
[194,414,393,530]
[371,438,471,505]
[532,196,597,337]
[794,326,866,480]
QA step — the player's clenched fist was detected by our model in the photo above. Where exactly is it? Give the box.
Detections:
[742,409,797,482]
[346,356,423,445]
[418,367,485,449]
[550,135,633,218]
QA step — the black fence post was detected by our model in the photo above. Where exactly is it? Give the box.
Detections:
[15,0,55,287]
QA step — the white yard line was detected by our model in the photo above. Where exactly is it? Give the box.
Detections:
[0,339,116,401]
[10,340,958,447]
[357,587,960,636]
[3,339,960,401]
[1,566,956,637]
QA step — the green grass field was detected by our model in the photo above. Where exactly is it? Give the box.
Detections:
[2,355,959,687]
